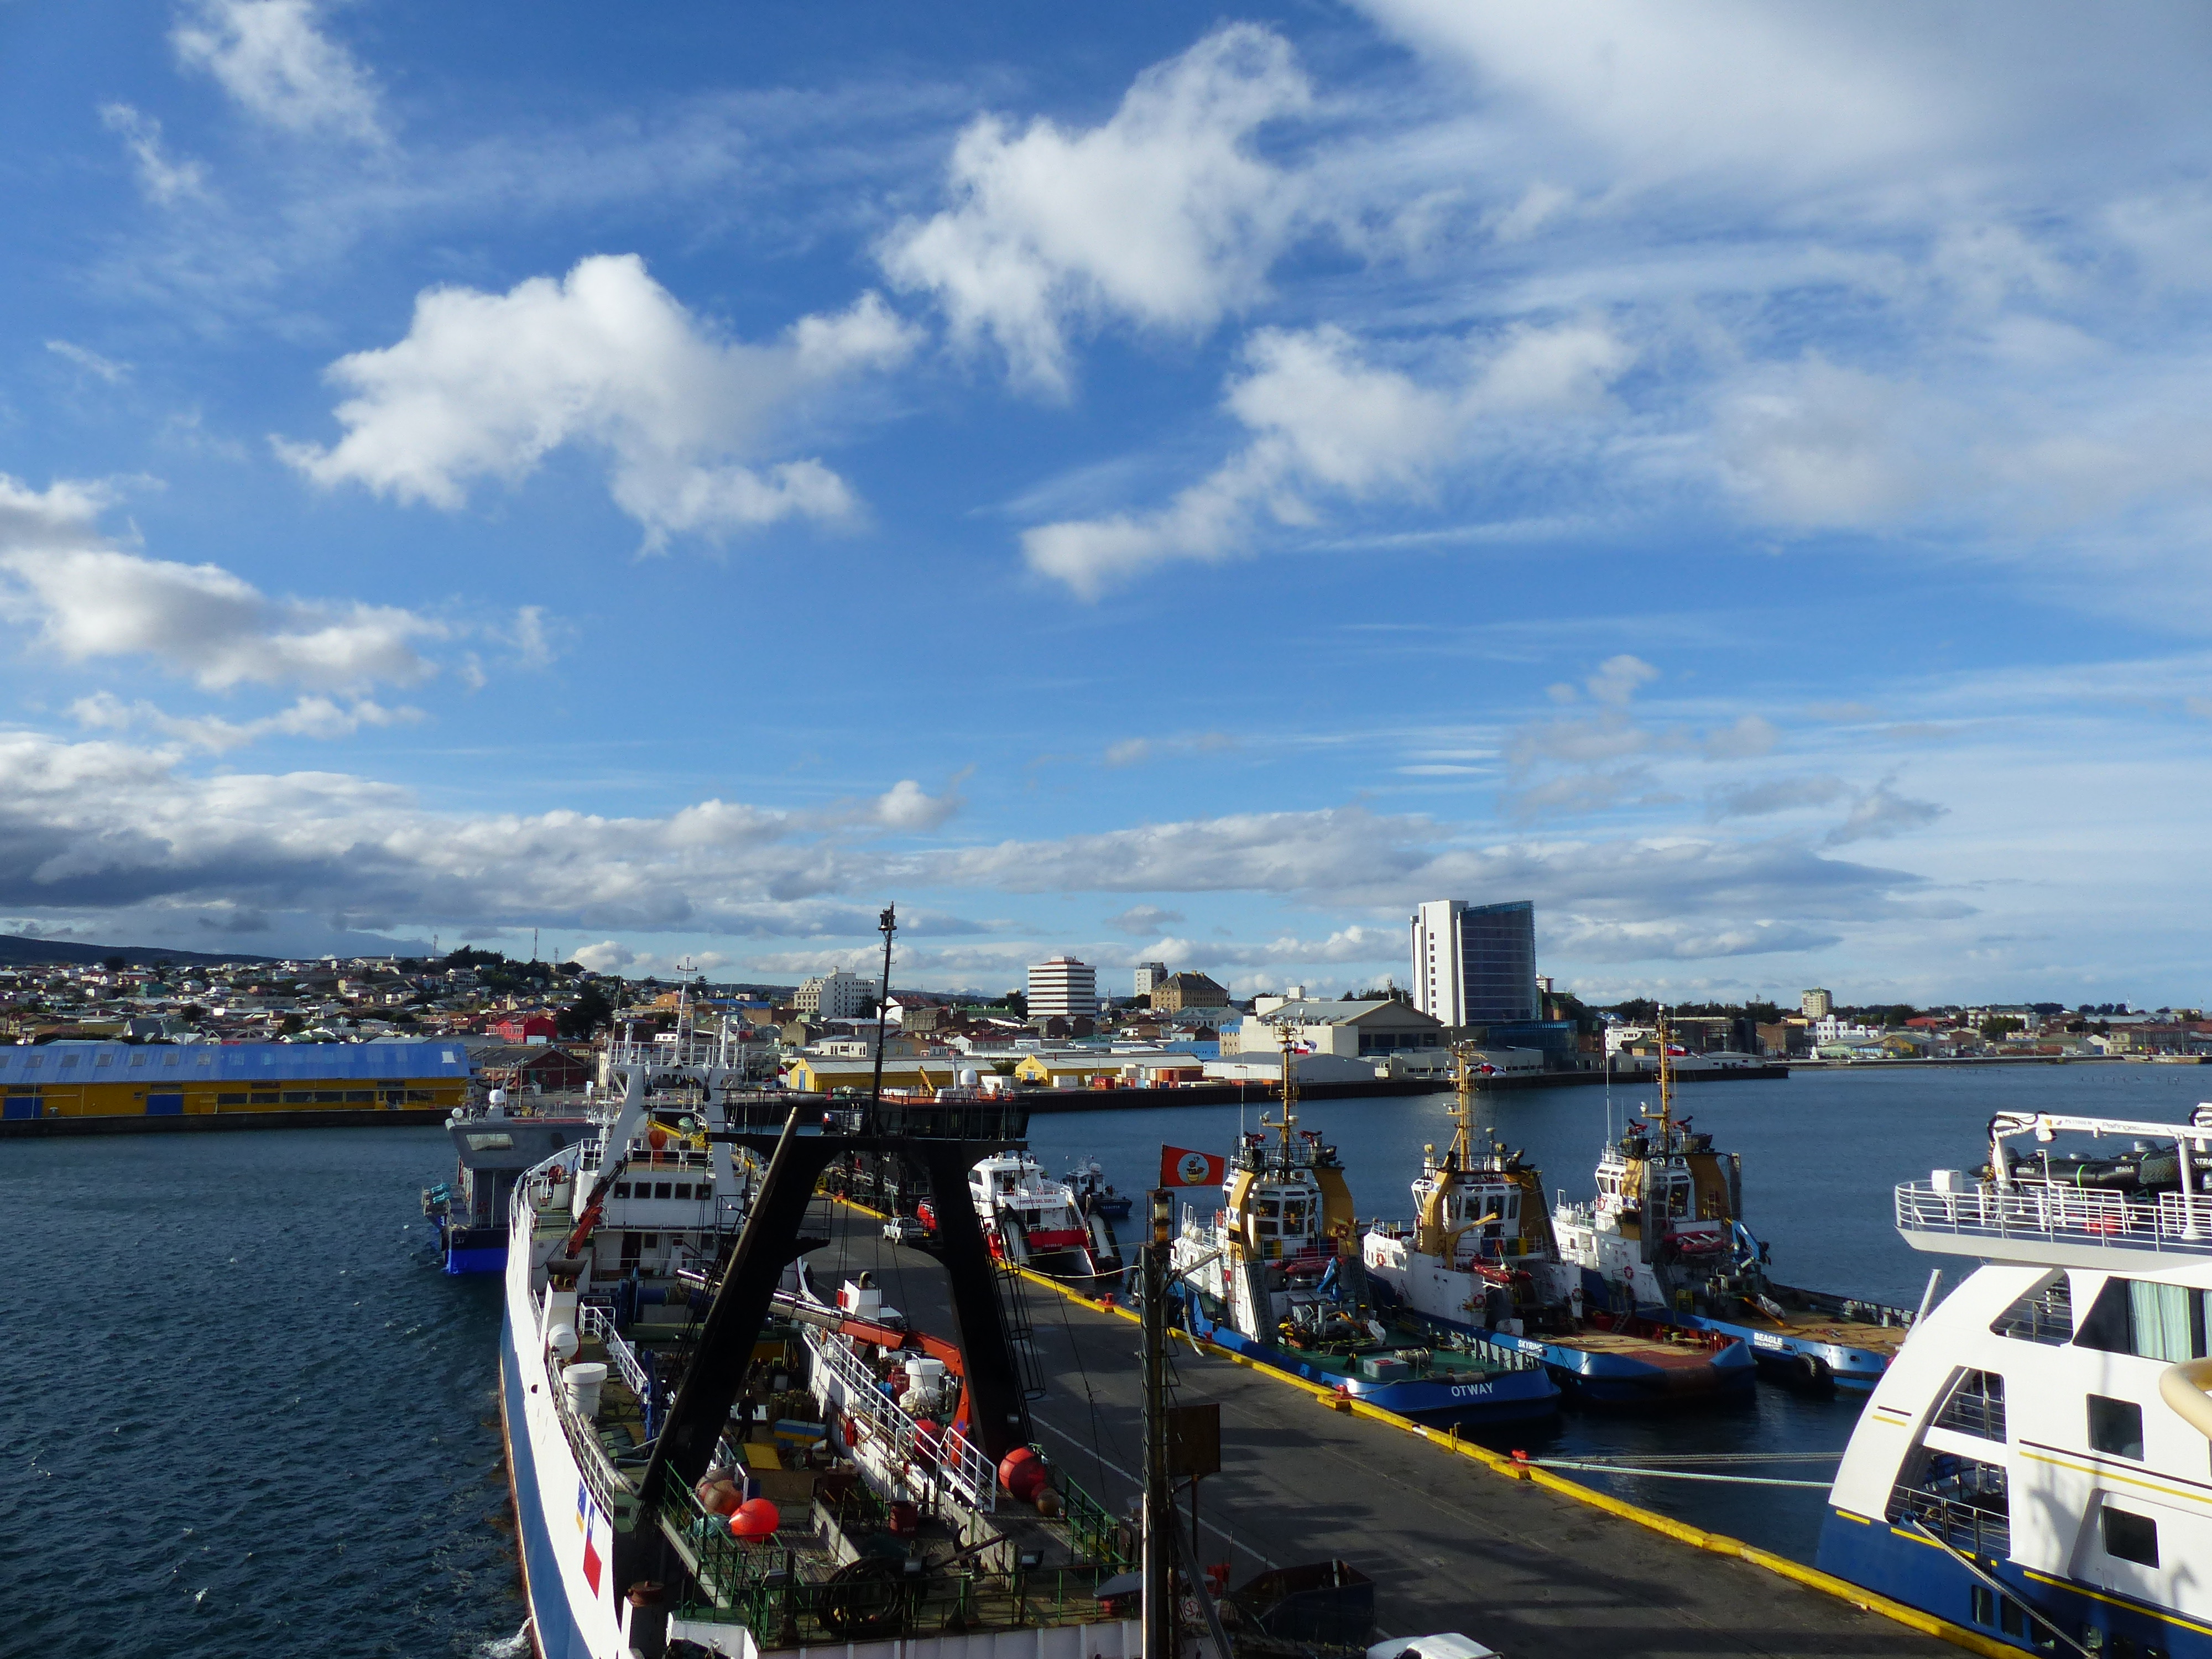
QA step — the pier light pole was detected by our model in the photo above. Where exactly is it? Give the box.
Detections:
[1141,1186,1175,1659]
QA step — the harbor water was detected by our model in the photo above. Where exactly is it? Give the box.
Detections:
[4,1062,2208,1654]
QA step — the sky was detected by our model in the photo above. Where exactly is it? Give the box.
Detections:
[3,1,2211,1006]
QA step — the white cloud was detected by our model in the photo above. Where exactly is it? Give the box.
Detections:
[171,0,382,142]
[277,257,917,547]
[873,779,962,833]
[45,340,131,385]
[1023,319,1631,594]
[1717,355,1949,530]
[1105,904,1185,936]
[881,24,1311,394]
[98,102,209,204]
[1825,781,1947,846]
[0,476,444,692]
[67,691,421,753]
[573,940,635,973]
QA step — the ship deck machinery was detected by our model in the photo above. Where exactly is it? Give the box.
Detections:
[504,1073,1143,1659]
[1818,1105,2212,1657]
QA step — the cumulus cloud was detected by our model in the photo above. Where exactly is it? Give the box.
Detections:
[1024,319,1631,594]
[872,779,962,833]
[0,476,445,692]
[171,0,382,142]
[98,102,209,204]
[882,24,1311,393]
[277,257,917,547]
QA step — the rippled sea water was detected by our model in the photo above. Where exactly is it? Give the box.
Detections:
[7,1063,2208,1654]
[0,1128,518,1659]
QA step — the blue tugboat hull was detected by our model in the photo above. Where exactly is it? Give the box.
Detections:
[439,1222,509,1275]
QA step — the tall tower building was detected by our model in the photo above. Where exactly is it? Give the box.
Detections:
[1801,988,1834,1019]
[1027,956,1099,1020]
[1410,900,1540,1026]
[1132,962,1169,998]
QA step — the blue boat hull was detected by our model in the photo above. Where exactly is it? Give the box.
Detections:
[439,1222,508,1275]
[1180,1298,1560,1426]
[1661,1310,1889,1391]
[1367,1282,1757,1405]
[1815,1506,2212,1656]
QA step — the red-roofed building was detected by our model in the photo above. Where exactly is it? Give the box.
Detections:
[491,1011,558,1044]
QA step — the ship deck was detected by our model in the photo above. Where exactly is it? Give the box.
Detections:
[809,1202,1952,1659]
[1553,1329,1722,1369]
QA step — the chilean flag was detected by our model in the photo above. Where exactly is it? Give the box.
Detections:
[1161,1146,1227,1187]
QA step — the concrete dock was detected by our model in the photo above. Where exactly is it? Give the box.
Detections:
[801,1202,1959,1659]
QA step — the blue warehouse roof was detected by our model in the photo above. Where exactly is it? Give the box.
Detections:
[0,1040,472,1082]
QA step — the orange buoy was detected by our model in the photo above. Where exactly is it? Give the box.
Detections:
[647,1126,669,1151]
[730,1498,780,1538]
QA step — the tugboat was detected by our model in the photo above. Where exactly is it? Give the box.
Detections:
[1062,1157,1133,1219]
[1169,1035,1560,1426]
[1361,1050,1755,1406]
[1551,1013,1915,1390]
[1818,1103,2212,1655]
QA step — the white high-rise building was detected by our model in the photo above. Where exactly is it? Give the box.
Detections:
[1132,962,1169,997]
[795,969,874,1020]
[1410,899,1540,1027]
[1801,988,1834,1019]
[1027,956,1099,1020]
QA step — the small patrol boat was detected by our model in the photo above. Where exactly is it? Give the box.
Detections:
[1062,1157,1133,1218]
[1818,1103,2212,1655]
[1360,1050,1755,1406]
[921,1149,1123,1285]
[1168,1040,1559,1426]
[1552,1014,1915,1390]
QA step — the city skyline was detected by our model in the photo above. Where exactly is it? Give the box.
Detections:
[4,4,2211,1007]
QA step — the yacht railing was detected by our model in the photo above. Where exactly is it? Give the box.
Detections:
[804,1327,997,1514]
[1896,1181,2212,1257]
[576,1303,654,1401]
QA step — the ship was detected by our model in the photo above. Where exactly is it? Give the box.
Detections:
[0,1037,469,1132]
[1167,1034,1559,1425]
[1816,1103,2212,1655]
[422,1088,594,1272]
[1552,1014,1916,1390]
[1359,1049,1755,1406]
[920,1147,1123,1286]
[498,1039,1150,1657]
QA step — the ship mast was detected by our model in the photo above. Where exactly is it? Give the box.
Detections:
[1655,1003,1676,1138]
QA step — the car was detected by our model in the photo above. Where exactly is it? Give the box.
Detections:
[881,1214,927,1245]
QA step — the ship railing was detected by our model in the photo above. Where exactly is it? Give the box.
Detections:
[802,1327,997,1514]
[551,1365,640,1530]
[576,1303,654,1402]
[1886,1487,2009,1559]
[1896,1181,2212,1257]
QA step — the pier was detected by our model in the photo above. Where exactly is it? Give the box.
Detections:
[803,1201,1962,1658]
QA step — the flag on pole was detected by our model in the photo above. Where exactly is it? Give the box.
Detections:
[1161,1145,1227,1187]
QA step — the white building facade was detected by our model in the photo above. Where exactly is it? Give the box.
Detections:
[795,969,874,1020]
[1801,988,1834,1019]
[1131,962,1168,998]
[1027,956,1099,1020]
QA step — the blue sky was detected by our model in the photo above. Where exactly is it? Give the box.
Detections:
[4,1,2211,1005]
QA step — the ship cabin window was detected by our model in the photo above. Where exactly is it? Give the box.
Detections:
[653,1182,672,1200]
[2089,1395,2146,1462]
[1663,1178,1693,1218]
[2075,1277,2210,1363]
[612,1183,630,1199]
[2101,1503,2159,1568]
[465,1133,514,1151]
[620,1232,642,1267]
[1990,1273,2073,1345]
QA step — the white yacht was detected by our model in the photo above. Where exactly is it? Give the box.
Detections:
[1818,1104,2212,1656]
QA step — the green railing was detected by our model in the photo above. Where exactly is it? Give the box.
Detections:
[1057,1469,1133,1569]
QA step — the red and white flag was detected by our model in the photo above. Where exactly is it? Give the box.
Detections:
[1161,1145,1227,1187]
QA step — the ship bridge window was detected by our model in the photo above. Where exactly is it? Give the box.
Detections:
[2075,1277,2210,1363]
[1990,1273,2073,1345]
[1665,1180,1692,1218]
[465,1133,514,1151]
[1933,1370,2006,1441]
[2089,1394,2146,1461]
